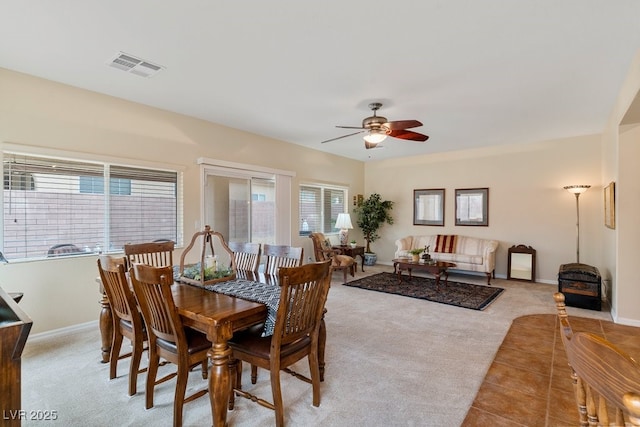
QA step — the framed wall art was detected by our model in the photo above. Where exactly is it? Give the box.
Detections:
[604,181,615,229]
[455,187,489,226]
[413,189,445,226]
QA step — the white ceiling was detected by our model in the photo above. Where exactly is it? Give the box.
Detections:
[1,1,640,162]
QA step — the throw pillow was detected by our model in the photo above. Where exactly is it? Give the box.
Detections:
[435,235,457,253]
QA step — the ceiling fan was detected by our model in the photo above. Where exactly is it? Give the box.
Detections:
[321,102,429,149]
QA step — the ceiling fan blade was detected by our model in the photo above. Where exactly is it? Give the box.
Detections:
[320,130,364,144]
[388,129,429,142]
[384,120,423,130]
[336,125,365,130]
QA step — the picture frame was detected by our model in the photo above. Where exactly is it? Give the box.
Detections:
[455,187,489,226]
[413,188,445,226]
[604,181,615,229]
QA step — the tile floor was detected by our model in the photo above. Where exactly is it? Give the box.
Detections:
[462,312,640,427]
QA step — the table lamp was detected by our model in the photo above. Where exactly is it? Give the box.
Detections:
[335,213,353,246]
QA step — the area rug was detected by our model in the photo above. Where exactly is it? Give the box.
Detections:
[343,272,504,311]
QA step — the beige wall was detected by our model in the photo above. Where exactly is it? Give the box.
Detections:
[601,48,640,325]
[364,136,602,283]
[0,68,364,333]
[617,125,640,323]
[2,49,639,333]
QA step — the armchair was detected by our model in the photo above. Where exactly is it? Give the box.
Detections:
[309,232,355,284]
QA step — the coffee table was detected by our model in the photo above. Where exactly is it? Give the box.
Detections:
[392,259,456,290]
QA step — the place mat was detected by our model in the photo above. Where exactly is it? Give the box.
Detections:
[343,272,504,311]
[205,279,280,336]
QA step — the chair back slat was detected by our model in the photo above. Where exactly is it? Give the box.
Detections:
[131,264,183,345]
[273,261,330,347]
[228,242,261,273]
[263,244,303,275]
[97,256,135,322]
[554,293,640,426]
[124,241,174,269]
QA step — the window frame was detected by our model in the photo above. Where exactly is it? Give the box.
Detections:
[299,183,349,237]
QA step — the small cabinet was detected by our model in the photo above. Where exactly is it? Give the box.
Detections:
[507,245,536,282]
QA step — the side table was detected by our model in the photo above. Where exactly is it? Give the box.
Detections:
[333,245,365,272]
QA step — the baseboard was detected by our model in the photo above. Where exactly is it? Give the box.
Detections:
[28,320,98,343]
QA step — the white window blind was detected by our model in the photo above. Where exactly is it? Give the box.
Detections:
[2,152,178,260]
[299,184,347,236]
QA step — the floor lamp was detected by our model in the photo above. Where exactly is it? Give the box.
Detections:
[564,185,590,263]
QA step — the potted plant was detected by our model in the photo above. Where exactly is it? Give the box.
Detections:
[354,193,394,265]
[408,248,424,262]
[349,239,357,248]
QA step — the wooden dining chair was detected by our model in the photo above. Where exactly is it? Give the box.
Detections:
[124,241,174,269]
[130,263,210,427]
[262,243,303,275]
[227,241,261,273]
[554,292,640,426]
[97,255,147,396]
[309,232,355,283]
[229,260,331,427]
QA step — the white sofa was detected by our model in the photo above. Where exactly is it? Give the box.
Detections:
[395,234,499,284]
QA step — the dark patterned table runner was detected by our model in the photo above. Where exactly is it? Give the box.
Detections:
[204,279,280,336]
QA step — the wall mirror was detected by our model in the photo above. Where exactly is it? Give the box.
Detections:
[413,189,445,226]
[507,244,536,282]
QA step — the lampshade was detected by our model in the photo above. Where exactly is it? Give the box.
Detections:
[363,129,387,144]
[335,213,353,230]
[563,185,590,194]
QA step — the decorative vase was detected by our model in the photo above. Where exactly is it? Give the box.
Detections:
[349,243,357,248]
[364,252,377,266]
[411,254,420,262]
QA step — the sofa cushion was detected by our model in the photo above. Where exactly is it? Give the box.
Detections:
[435,235,457,253]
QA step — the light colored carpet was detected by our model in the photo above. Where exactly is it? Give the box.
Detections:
[21,265,611,427]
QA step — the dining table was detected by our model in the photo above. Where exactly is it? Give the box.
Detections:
[97,270,328,427]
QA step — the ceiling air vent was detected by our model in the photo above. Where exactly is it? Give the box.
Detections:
[107,52,164,78]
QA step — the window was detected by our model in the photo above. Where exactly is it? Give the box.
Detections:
[2,152,179,260]
[299,184,348,236]
[79,176,131,195]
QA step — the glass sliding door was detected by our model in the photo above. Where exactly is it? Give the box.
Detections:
[249,177,275,244]
[204,173,275,244]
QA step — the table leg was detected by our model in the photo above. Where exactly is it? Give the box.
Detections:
[208,324,233,427]
[99,292,113,364]
[319,312,326,382]
[358,253,365,272]
[395,264,403,284]
[434,273,441,291]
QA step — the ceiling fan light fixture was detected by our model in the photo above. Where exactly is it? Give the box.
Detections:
[363,129,387,144]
